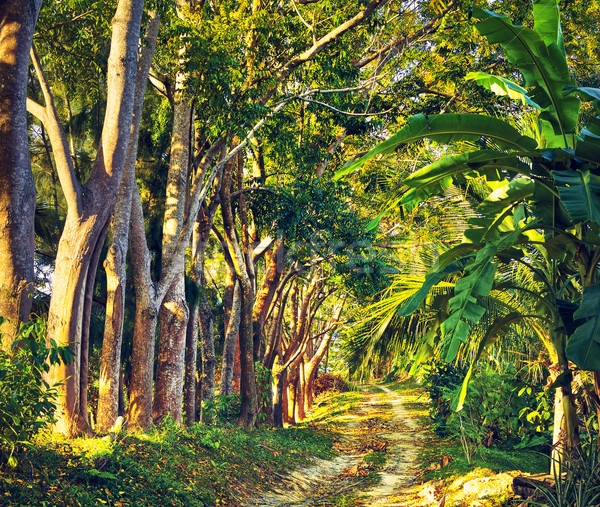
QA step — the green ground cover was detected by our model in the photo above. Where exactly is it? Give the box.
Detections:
[0,420,337,506]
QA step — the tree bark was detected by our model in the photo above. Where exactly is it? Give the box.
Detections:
[127,183,159,431]
[198,292,215,421]
[127,132,223,431]
[219,274,242,396]
[152,19,196,422]
[253,237,284,361]
[303,299,344,412]
[0,0,41,346]
[220,151,258,429]
[42,0,145,436]
[97,10,160,433]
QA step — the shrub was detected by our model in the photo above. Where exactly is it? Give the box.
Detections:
[535,438,600,506]
[202,394,241,425]
[422,361,469,437]
[425,361,553,461]
[0,317,73,466]
[313,373,349,396]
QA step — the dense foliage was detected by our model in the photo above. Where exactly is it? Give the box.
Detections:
[0,318,73,466]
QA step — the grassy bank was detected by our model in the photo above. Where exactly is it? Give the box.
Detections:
[385,378,549,481]
[0,420,337,506]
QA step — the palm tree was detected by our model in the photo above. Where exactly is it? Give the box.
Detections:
[337,0,600,460]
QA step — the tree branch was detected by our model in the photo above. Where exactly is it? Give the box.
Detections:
[29,44,82,215]
[275,0,389,85]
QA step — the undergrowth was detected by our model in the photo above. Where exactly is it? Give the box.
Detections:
[0,422,337,506]
[385,377,550,482]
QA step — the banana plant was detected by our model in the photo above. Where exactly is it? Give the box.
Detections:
[337,0,600,454]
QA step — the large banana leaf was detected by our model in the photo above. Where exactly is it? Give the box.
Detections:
[465,71,540,108]
[552,169,600,223]
[440,226,532,361]
[398,258,468,317]
[401,150,533,208]
[575,117,600,165]
[473,4,579,143]
[533,0,565,55]
[477,177,535,217]
[566,285,600,371]
[441,243,498,361]
[334,114,538,180]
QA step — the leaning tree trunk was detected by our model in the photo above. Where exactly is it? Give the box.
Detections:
[219,273,242,396]
[0,0,41,347]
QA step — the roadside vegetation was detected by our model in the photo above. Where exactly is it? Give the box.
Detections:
[0,415,337,506]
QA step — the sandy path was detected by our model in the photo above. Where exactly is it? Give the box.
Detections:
[247,384,428,507]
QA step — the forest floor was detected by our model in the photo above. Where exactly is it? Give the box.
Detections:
[0,379,549,506]
[243,379,549,507]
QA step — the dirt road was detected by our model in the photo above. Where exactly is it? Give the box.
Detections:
[248,384,428,506]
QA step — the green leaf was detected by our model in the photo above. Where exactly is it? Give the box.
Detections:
[441,245,498,361]
[566,285,600,371]
[567,87,600,103]
[477,177,535,217]
[552,169,600,223]
[465,71,540,108]
[401,150,534,209]
[365,198,401,231]
[405,150,532,188]
[408,328,437,376]
[452,363,474,412]
[431,244,481,273]
[398,259,468,317]
[473,5,579,143]
[533,0,565,56]
[335,114,538,180]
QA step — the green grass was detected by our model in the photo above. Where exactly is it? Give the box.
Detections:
[0,421,338,506]
[306,390,363,425]
[419,437,549,482]
[384,377,550,483]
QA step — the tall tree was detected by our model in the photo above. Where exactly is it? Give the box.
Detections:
[96,10,161,433]
[0,0,41,346]
[28,0,146,436]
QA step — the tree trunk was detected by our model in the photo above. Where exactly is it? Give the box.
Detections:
[297,360,306,422]
[79,229,106,432]
[97,11,160,433]
[127,123,223,430]
[154,275,189,425]
[184,298,199,425]
[252,237,283,361]
[220,150,258,429]
[199,293,215,422]
[186,168,222,423]
[153,64,193,424]
[304,299,344,412]
[127,184,159,431]
[273,366,285,428]
[42,0,145,437]
[97,242,127,432]
[288,372,297,425]
[219,276,241,396]
[0,0,40,346]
